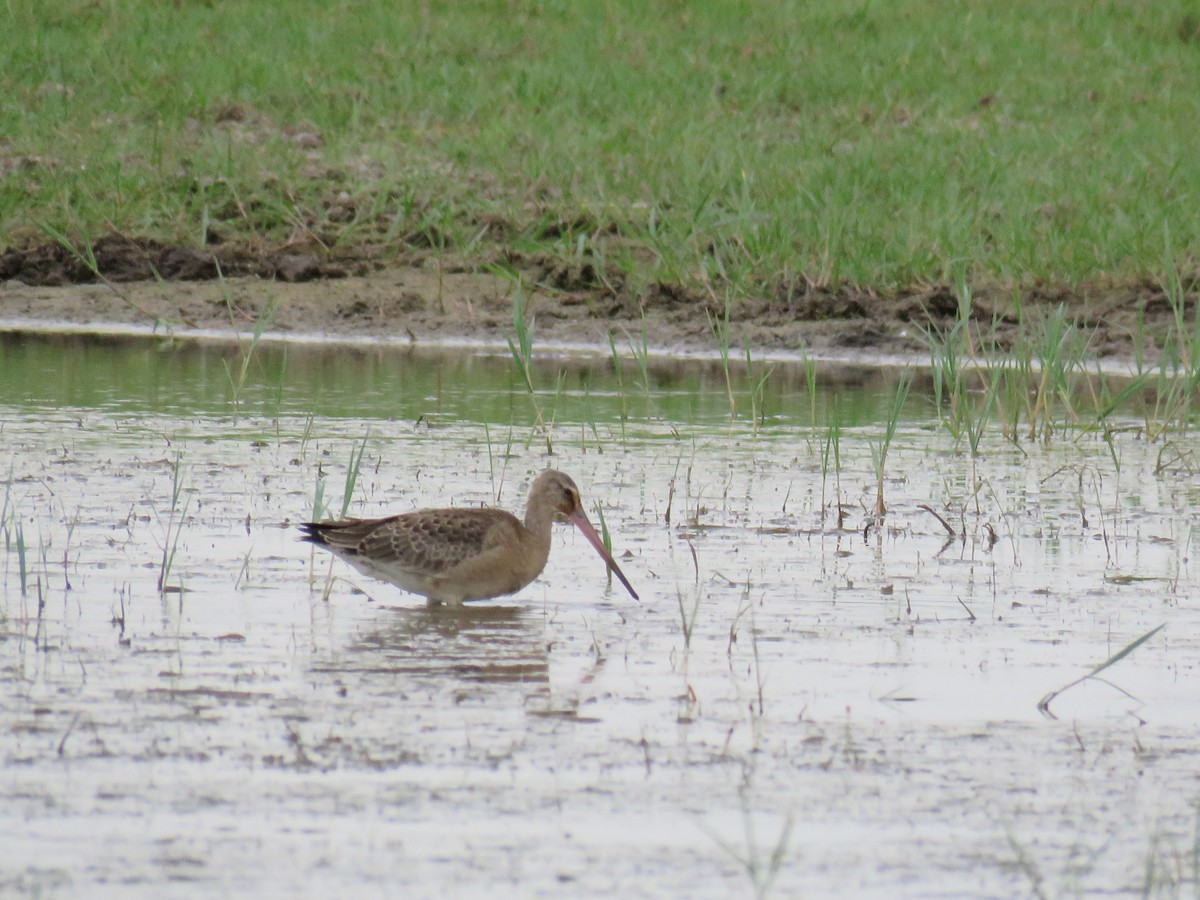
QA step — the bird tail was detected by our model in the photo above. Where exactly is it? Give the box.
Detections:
[297,522,329,546]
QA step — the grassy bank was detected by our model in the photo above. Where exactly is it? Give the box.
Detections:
[2,0,1198,295]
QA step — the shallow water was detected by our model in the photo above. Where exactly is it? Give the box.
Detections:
[2,333,1199,897]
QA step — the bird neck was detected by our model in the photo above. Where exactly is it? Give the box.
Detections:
[523,503,557,540]
[518,504,555,576]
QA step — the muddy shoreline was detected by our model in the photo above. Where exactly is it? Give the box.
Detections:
[0,236,1189,361]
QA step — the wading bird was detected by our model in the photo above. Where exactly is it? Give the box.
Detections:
[300,469,638,606]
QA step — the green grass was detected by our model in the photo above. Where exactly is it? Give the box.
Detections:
[339,433,369,518]
[221,268,277,415]
[157,451,189,594]
[3,0,1199,294]
[920,264,1200,442]
[14,520,28,597]
[1037,622,1166,717]
[870,369,913,516]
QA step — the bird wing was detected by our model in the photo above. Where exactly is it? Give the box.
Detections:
[355,508,521,578]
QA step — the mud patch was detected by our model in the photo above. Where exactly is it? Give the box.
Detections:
[0,234,1193,360]
[0,233,360,286]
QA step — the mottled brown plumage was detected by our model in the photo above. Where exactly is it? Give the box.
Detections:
[300,470,638,606]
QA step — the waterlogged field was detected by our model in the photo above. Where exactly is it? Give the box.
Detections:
[2,333,1200,898]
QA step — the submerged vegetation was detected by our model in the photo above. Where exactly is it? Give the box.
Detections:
[918,253,1200,446]
[490,262,1200,448]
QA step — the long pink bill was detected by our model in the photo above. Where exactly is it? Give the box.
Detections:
[568,509,639,600]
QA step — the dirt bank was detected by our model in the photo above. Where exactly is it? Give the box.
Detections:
[0,234,1190,360]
